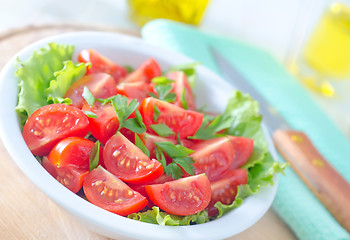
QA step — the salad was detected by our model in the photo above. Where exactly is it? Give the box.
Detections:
[15,43,286,226]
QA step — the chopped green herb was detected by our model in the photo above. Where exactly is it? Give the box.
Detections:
[84,110,97,118]
[135,133,150,157]
[150,123,174,137]
[154,142,194,179]
[124,109,147,134]
[82,86,95,106]
[153,105,161,122]
[89,141,100,171]
[180,88,188,109]
[109,94,139,132]
[190,113,235,140]
[124,65,134,73]
[151,76,174,84]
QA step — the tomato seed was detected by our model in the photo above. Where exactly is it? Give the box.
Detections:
[114,199,122,204]
[108,190,113,197]
[93,180,102,186]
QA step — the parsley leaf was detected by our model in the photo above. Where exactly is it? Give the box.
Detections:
[84,110,97,118]
[153,105,161,122]
[124,65,134,73]
[190,113,235,140]
[180,88,188,109]
[154,142,195,180]
[82,86,95,106]
[150,123,174,137]
[109,94,139,132]
[135,133,150,157]
[124,109,147,134]
[151,77,176,103]
[165,163,183,180]
[89,141,100,171]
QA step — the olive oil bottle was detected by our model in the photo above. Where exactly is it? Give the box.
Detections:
[128,0,210,26]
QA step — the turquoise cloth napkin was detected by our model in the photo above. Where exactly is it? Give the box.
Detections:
[141,19,350,240]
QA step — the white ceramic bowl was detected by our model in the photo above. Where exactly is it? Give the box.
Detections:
[0,32,278,240]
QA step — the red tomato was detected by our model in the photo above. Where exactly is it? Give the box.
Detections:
[42,156,89,193]
[103,132,163,184]
[116,81,152,103]
[140,97,204,139]
[83,166,148,216]
[47,137,97,169]
[207,169,248,216]
[145,174,212,216]
[121,58,161,84]
[227,136,254,169]
[166,71,196,110]
[64,73,118,109]
[129,173,174,208]
[78,49,127,83]
[82,102,119,145]
[22,104,89,156]
[190,137,235,181]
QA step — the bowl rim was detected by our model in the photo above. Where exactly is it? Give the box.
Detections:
[0,31,278,240]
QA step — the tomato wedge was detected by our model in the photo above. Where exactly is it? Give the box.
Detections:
[47,137,97,169]
[145,174,211,216]
[140,97,204,139]
[227,136,254,169]
[207,169,248,216]
[129,173,174,208]
[42,156,89,193]
[103,132,163,184]
[78,49,127,83]
[166,71,196,110]
[190,137,235,181]
[83,166,148,216]
[116,81,152,103]
[121,58,161,84]
[22,104,89,156]
[82,102,119,145]
[64,73,118,109]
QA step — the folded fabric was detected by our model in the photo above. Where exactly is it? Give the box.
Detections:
[141,19,350,240]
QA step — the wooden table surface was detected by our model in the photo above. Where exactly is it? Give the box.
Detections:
[0,23,297,240]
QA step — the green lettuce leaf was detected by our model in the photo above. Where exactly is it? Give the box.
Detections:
[128,206,209,226]
[15,43,74,116]
[208,90,287,218]
[46,60,87,104]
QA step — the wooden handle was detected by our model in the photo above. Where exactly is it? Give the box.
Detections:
[273,129,350,233]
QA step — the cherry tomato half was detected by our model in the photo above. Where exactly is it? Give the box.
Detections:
[227,136,254,169]
[42,156,89,193]
[166,71,196,110]
[82,102,119,145]
[22,104,89,156]
[121,58,161,84]
[207,169,248,216]
[103,132,163,184]
[64,73,118,109]
[83,166,148,216]
[48,137,97,169]
[78,49,127,83]
[145,174,212,216]
[190,137,235,181]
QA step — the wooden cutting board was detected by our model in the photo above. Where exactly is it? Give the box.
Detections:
[0,23,296,240]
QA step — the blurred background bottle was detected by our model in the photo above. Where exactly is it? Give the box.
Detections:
[128,0,210,26]
[303,2,350,97]
[289,1,350,137]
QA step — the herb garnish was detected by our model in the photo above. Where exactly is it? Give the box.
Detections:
[154,142,195,180]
